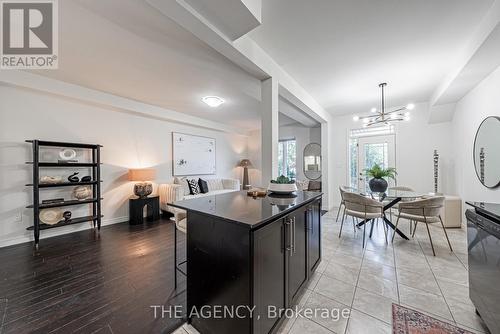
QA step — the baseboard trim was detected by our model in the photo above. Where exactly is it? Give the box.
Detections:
[0,216,128,248]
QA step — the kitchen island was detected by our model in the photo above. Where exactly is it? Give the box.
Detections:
[171,190,322,334]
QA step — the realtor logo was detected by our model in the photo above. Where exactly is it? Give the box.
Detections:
[1,0,58,69]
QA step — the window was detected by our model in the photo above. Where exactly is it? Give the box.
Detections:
[278,139,296,179]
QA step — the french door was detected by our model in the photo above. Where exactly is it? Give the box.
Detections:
[357,135,396,192]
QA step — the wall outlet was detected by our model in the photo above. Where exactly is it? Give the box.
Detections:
[14,210,22,222]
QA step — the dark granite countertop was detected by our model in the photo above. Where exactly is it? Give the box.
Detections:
[170,190,322,229]
[466,201,500,222]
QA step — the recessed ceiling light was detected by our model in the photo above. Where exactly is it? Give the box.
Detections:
[370,107,377,113]
[202,96,224,108]
[406,103,415,110]
[353,115,360,121]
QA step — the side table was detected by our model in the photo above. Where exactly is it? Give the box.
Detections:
[129,196,160,225]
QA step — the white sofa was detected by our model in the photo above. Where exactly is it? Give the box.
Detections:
[159,178,240,231]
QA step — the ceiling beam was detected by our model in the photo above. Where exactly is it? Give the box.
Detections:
[279,97,319,128]
[180,0,261,40]
[430,0,500,122]
[145,0,331,125]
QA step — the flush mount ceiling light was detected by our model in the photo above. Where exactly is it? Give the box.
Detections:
[353,83,414,127]
[202,96,225,108]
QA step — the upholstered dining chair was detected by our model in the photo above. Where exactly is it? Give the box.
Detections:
[392,196,452,256]
[340,192,386,248]
[307,180,322,192]
[335,186,357,221]
[336,186,346,221]
[386,186,415,230]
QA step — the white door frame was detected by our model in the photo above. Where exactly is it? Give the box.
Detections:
[356,134,396,191]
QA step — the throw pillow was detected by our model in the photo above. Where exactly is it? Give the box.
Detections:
[174,177,190,196]
[198,179,209,193]
[187,178,200,195]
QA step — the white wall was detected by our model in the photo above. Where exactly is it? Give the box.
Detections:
[247,129,262,187]
[330,103,454,205]
[451,65,500,203]
[0,85,248,247]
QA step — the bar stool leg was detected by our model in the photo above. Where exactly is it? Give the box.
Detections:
[174,224,177,289]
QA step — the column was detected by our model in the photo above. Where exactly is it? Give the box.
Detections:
[261,77,279,185]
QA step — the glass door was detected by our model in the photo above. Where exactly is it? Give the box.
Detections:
[357,135,395,192]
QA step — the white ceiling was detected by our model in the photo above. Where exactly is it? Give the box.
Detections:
[249,0,495,115]
[36,0,263,131]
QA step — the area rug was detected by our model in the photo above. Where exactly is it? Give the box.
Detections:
[392,304,474,334]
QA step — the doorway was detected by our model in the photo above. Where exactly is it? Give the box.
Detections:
[349,128,396,192]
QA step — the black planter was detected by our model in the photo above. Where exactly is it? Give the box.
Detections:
[369,178,388,193]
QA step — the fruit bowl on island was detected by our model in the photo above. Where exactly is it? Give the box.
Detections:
[267,175,298,195]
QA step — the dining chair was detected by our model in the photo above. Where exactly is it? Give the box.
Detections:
[336,186,346,221]
[307,180,322,192]
[335,186,357,221]
[340,192,386,248]
[387,186,415,230]
[392,196,452,256]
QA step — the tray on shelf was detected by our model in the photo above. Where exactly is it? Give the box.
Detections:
[26,181,100,188]
[25,162,99,167]
[27,198,101,209]
[26,215,103,230]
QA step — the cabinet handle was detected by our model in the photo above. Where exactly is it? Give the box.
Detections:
[284,219,292,252]
[310,210,313,234]
[292,217,296,254]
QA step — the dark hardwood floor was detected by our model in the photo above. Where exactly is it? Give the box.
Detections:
[0,218,186,334]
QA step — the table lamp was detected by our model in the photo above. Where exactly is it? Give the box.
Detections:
[238,159,252,190]
[128,168,156,198]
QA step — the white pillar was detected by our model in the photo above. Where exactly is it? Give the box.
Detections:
[261,77,279,185]
[321,121,333,210]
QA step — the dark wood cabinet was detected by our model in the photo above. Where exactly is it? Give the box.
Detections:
[172,191,322,334]
[253,219,286,334]
[286,206,308,305]
[307,199,322,275]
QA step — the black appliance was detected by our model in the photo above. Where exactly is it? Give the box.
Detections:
[466,201,500,334]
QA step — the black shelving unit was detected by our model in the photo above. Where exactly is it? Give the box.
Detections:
[26,140,103,249]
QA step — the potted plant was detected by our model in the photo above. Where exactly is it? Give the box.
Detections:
[364,163,397,193]
[268,175,298,194]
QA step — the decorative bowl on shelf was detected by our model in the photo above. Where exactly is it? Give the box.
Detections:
[40,176,63,184]
[73,186,92,200]
[39,209,63,225]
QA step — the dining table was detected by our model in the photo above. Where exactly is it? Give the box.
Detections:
[354,189,426,240]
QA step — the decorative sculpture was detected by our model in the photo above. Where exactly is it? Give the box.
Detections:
[68,172,80,183]
[81,176,92,182]
[63,211,72,222]
[433,150,439,193]
[480,147,485,184]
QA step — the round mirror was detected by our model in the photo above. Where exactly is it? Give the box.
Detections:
[303,143,321,180]
[474,116,500,188]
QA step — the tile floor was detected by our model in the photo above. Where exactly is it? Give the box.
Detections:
[174,209,490,334]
